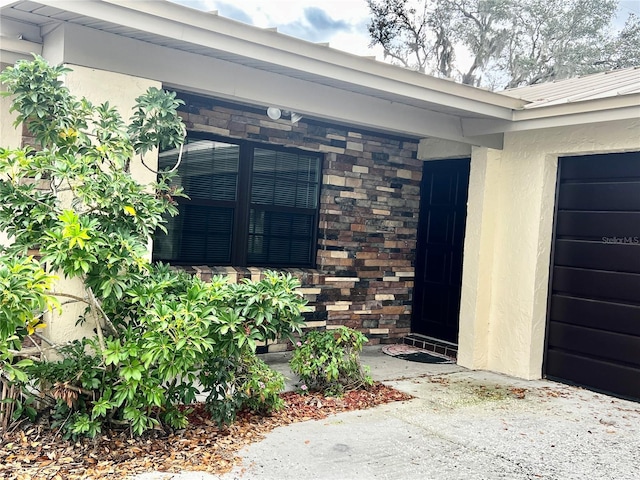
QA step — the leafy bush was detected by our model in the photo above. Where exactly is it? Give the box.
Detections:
[196,271,304,427]
[25,338,106,439]
[0,255,59,382]
[201,354,285,427]
[240,355,285,414]
[290,327,373,396]
[18,269,305,436]
[0,57,307,437]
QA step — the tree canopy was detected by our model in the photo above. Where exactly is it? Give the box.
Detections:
[367,0,639,90]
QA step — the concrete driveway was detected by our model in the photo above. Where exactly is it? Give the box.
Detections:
[135,346,640,480]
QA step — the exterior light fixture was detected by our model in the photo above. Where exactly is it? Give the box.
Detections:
[266,107,282,120]
[266,107,303,124]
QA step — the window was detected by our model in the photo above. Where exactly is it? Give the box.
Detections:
[153,135,322,267]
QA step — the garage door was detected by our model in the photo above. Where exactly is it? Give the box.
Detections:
[545,151,640,401]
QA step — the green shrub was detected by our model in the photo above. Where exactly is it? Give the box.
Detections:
[19,269,305,436]
[240,355,285,414]
[199,271,304,427]
[0,254,59,383]
[201,354,285,427]
[290,327,373,396]
[0,57,307,437]
[24,338,107,439]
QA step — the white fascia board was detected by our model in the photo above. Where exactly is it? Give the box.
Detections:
[0,50,33,64]
[34,0,521,120]
[462,95,640,135]
[0,37,42,57]
[513,106,640,132]
[57,22,502,148]
[512,94,640,121]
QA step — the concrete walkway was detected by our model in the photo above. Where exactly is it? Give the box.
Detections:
[134,346,640,480]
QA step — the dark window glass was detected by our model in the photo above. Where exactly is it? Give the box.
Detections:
[153,135,321,267]
[247,209,314,265]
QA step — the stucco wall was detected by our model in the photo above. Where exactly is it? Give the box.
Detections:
[459,118,640,379]
[0,62,23,247]
[41,65,161,346]
[455,146,501,370]
[0,63,22,150]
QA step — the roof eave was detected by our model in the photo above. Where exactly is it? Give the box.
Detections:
[26,0,522,119]
[462,94,640,136]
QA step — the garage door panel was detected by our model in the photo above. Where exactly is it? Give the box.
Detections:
[560,152,640,180]
[554,240,640,273]
[545,151,640,401]
[546,349,640,400]
[547,322,640,367]
[557,182,640,211]
[553,266,640,303]
[555,211,640,239]
[550,295,640,336]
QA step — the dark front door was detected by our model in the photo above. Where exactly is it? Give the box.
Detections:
[412,158,470,343]
[545,151,640,401]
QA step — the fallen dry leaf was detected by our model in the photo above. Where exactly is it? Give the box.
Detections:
[509,387,527,399]
[0,383,412,480]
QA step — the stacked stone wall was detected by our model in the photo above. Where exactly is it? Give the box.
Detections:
[175,94,422,349]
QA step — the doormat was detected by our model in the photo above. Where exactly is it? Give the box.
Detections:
[382,344,454,364]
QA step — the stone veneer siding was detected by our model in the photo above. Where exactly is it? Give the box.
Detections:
[174,94,422,350]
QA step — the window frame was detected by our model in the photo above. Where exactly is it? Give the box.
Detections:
[155,132,323,268]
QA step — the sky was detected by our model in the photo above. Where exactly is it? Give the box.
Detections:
[170,0,639,61]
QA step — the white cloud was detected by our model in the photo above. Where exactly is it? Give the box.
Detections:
[170,0,382,57]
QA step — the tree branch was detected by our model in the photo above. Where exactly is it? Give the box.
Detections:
[51,292,89,303]
[9,340,71,358]
[50,290,117,335]
[87,286,118,336]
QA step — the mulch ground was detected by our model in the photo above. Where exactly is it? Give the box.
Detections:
[0,383,412,480]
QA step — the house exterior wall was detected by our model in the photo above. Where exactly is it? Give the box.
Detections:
[458,118,640,380]
[0,62,22,247]
[0,63,22,150]
[174,94,421,348]
[5,40,637,378]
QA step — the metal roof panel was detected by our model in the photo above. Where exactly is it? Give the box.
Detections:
[500,68,640,108]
